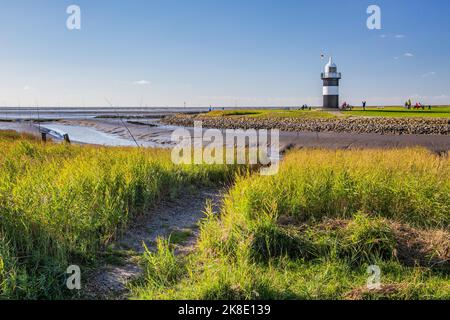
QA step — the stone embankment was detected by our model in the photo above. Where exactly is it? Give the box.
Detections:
[162,114,449,135]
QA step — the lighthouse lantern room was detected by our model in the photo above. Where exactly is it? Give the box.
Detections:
[321,57,342,109]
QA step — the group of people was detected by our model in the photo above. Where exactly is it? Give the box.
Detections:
[340,101,368,110]
[300,104,312,110]
[340,102,354,110]
[343,101,367,111]
[405,99,432,110]
[339,100,432,111]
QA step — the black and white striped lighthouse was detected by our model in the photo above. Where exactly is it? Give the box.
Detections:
[321,57,342,109]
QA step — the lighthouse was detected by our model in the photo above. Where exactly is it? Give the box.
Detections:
[321,57,341,109]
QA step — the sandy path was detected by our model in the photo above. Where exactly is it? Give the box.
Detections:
[83,188,224,300]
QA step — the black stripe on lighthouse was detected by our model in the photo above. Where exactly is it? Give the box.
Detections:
[322,79,339,86]
[323,95,339,109]
[323,84,339,108]
[321,57,341,109]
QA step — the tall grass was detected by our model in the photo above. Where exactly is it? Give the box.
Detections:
[133,148,450,300]
[224,148,449,228]
[0,135,240,299]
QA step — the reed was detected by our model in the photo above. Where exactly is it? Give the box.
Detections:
[0,135,239,299]
[133,148,450,300]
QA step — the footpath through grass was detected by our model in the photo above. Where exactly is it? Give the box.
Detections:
[133,148,450,300]
[0,131,242,299]
[2,129,449,300]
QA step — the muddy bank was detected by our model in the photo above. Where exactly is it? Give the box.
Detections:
[162,114,450,135]
[3,118,449,152]
[56,119,176,146]
[2,119,178,148]
[0,121,41,136]
[277,131,450,153]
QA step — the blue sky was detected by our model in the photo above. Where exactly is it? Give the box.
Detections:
[1,0,449,107]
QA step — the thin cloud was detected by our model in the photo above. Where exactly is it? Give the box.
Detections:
[421,71,436,78]
[380,34,405,39]
[23,85,31,91]
[132,80,150,85]
[404,53,414,57]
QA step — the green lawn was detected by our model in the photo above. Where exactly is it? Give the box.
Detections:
[341,106,450,118]
[204,106,450,119]
[205,109,337,119]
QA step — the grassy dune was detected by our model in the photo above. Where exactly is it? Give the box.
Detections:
[0,131,241,299]
[133,148,450,300]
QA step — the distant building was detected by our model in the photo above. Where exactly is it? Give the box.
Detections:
[321,57,342,108]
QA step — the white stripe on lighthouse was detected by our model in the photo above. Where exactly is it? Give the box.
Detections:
[323,86,339,95]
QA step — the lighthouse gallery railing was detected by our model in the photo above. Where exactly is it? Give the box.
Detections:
[321,72,342,79]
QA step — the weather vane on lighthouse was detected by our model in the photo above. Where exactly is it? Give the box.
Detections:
[321,57,342,109]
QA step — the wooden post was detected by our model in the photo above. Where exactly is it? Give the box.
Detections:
[63,134,71,144]
[41,132,47,142]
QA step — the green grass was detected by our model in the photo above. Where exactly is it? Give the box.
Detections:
[139,239,186,289]
[204,106,450,119]
[0,132,242,299]
[0,129,41,141]
[343,106,450,118]
[2,130,449,300]
[132,148,450,300]
[169,229,194,245]
[204,109,337,119]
